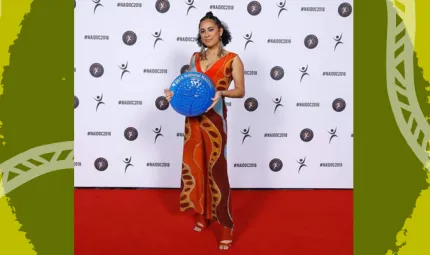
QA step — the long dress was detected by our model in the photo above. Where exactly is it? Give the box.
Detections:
[179,51,237,229]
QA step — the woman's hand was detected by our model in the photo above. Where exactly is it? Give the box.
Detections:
[164,88,174,102]
[206,91,223,113]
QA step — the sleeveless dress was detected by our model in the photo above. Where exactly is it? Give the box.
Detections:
[179,51,237,229]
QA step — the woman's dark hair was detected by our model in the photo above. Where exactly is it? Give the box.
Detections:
[197,11,232,47]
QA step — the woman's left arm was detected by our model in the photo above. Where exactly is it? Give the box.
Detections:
[222,55,245,98]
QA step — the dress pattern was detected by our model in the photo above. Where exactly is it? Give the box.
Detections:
[179,52,237,229]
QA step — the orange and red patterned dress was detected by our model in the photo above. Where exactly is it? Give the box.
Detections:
[179,51,237,229]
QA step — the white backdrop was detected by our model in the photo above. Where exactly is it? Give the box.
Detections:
[74,0,354,189]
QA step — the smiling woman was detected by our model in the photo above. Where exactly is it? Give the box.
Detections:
[163,11,245,251]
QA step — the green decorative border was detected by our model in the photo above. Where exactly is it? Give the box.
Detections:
[0,0,73,254]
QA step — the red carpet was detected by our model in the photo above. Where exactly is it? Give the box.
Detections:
[74,189,352,255]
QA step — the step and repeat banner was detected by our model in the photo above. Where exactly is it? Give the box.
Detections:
[74,0,353,188]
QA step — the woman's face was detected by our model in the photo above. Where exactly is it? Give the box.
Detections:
[199,19,223,48]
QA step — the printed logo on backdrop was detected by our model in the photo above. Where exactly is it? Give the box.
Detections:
[241,127,251,144]
[247,1,262,16]
[143,68,168,74]
[334,34,343,51]
[84,34,109,40]
[87,131,111,136]
[329,128,338,143]
[296,102,320,107]
[117,2,143,8]
[89,63,104,78]
[147,162,170,167]
[276,1,287,18]
[153,126,164,143]
[155,96,169,110]
[118,100,143,106]
[297,157,307,173]
[185,0,196,15]
[177,132,184,137]
[233,163,257,168]
[270,66,284,80]
[94,94,105,112]
[244,97,258,112]
[74,161,81,167]
[177,36,197,43]
[123,31,137,46]
[304,34,318,49]
[181,65,190,74]
[92,0,103,14]
[243,32,254,50]
[74,96,79,109]
[210,4,234,11]
[338,2,352,17]
[300,128,314,142]
[269,158,283,172]
[301,6,325,12]
[124,127,138,141]
[152,30,164,48]
[300,65,310,83]
[273,97,283,114]
[332,98,346,112]
[155,0,170,13]
[320,162,343,168]
[267,38,291,44]
[123,157,134,173]
[323,71,346,77]
[119,62,130,80]
[94,157,108,171]
[245,70,257,76]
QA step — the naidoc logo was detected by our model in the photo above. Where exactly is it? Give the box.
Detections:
[272,97,283,114]
[244,70,258,76]
[87,131,111,136]
[119,61,130,80]
[296,102,320,107]
[322,71,346,77]
[304,34,318,49]
[276,0,287,18]
[176,36,197,43]
[299,65,310,83]
[74,161,81,167]
[176,132,184,137]
[332,98,346,112]
[243,32,254,50]
[270,66,284,80]
[328,127,338,144]
[94,157,108,171]
[320,162,343,168]
[247,1,262,16]
[143,68,168,74]
[209,4,234,10]
[153,126,164,143]
[185,0,196,15]
[124,127,138,141]
[233,163,257,168]
[84,34,109,40]
[94,94,105,112]
[123,157,134,173]
[122,31,137,46]
[300,128,314,142]
[117,2,143,8]
[244,97,258,112]
[152,30,164,48]
[92,0,103,14]
[89,63,104,78]
[155,0,170,13]
[338,2,352,17]
[301,6,325,12]
[155,96,169,110]
[333,34,343,51]
[147,162,170,167]
[74,95,79,109]
[118,100,143,105]
[297,157,307,173]
[181,64,190,74]
[241,126,251,144]
[269,158,283,172]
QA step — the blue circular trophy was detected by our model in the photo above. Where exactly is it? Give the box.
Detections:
[169,72,216,117]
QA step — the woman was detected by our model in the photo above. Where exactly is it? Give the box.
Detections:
[164,11,245,251]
